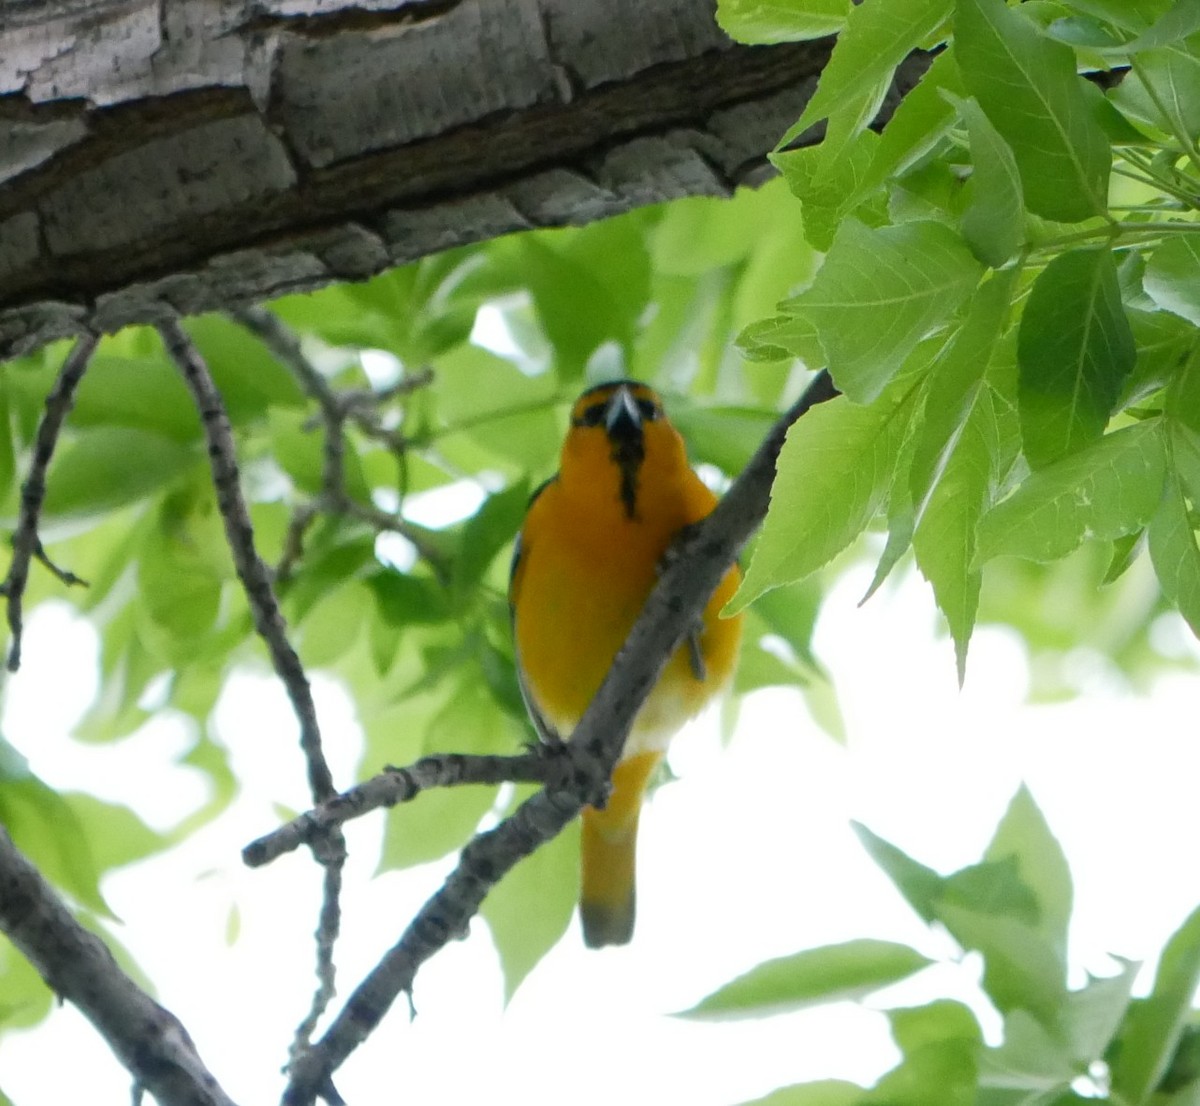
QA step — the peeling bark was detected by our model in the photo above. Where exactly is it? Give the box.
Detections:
[0,0,926,360]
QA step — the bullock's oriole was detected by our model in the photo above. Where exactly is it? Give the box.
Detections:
[509,380,743,947]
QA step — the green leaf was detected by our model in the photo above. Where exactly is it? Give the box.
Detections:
[786,219,982,402]
[519,219,651,381]
[911,288,1017,680]
[682,940,933,1020]
[1149,466,1200,637]
[0,936,52,1031]
[852,822,945,924]
[956,0,1112,222]
[1145,237,1200,326]
[652,184,792,277]
[772,132,888,253]
[856,49,966,201]
[64,793,168,872]
[1064,961,1139,1063]
[670,403,779,474]
[0,779,112,917]
[716,0,848,43]
[481,787,580,1003]
[796,0,953,132]
[1123,2,1200,52]
[735,1082,864,1106]
[452,479,529,606]
[367,570,451,627]
[977,421,1167,563]
[1017,249,1137,467]
[979,1008,1078,1093]
[737,315,825,365]
[956,97,1025,267]
[732,379,919,611]
[864,1002,981,1106]
[70,353,200,443]
[1111,904,1200,1104]
[185,315,306,419]
[298,580,370,668]
[984,786,1072,960]
[1128,45,1200,140]
[938,904,1068,1023]
[42,429,199,518]
[378,679,506,870]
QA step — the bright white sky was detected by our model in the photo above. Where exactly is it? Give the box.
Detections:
[2,551,1200,1106]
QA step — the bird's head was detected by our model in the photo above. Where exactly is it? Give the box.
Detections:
[561,380,686,518]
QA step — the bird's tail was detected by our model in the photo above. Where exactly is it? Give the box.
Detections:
[580,750,663,948]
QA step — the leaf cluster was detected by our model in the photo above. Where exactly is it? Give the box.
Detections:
[726,0,1200,688]
[689,787,1200,1106]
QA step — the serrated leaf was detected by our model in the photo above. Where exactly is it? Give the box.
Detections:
[1111,904,1200,1103]
[956,96,1025,267]
[772,133,888,253]
[1145,237,1200,327]
[977,421,1167,563]
[1018,249,1136,467]
[681,940,932,1020]
[956,0,1112,222]
[786,219,982,402]
[1149,466,1200,637]
[852,822,945,923]
[855,45,966,202]
[481,787,579,1003]
[731,380,918,612]
[797,0,953,132]
[716,0,848,43]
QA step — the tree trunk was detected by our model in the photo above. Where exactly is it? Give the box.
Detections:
[0,0,920,361]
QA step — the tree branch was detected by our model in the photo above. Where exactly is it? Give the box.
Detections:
[243,750,560,867]
[1,333,97,672]
[280,369,840,1106]
[158,318,347,1057]
[229,305,448,580]
[0,826,240,1106]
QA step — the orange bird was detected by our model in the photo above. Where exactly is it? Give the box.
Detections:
[509,380,743,947]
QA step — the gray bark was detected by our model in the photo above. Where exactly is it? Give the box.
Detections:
[0,0,846,360]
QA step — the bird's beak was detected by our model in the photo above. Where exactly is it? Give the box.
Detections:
[604,385,642,443]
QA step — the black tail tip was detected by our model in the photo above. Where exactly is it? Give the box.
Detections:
[581,900,635,948]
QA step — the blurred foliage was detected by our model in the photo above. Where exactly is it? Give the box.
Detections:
[700,785,1200,1106]
[0,0,1199,1102]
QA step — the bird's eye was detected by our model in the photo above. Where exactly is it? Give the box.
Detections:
[636,398,661,422]
[575,402,606,427]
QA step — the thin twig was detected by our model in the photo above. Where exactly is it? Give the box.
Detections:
[281,371,840,1106]
[1,334,97,672]
[229,307,446,575]
[158,319,348,1056]
[244,750,558,867]
[0,826,240,1106]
